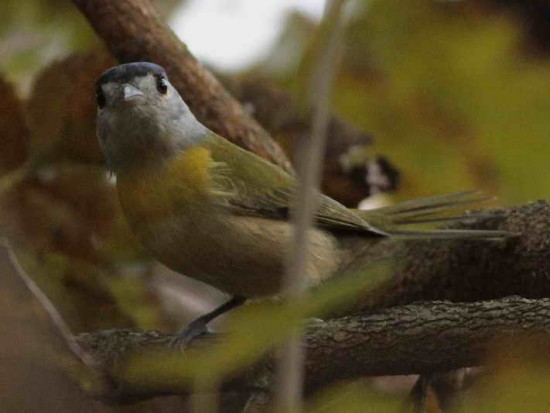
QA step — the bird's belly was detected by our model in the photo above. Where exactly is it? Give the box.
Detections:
[135,212,341,298]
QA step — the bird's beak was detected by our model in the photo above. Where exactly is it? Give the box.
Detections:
[121,84,144,103]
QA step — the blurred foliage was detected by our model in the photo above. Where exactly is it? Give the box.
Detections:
[0,0,185,88]
[0,0,548,411]
[16,249,135,332]
[26,50,115,163]
[482,0,550,55]
[0,75,28,173]
[306,380,402,413]
[257,0,549,205]
[457,336,550,413]
[1,0,98,88]
[342,0,550,204]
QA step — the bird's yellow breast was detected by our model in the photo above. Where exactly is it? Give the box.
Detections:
[116,146,214,227]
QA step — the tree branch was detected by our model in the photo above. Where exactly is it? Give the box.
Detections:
[354,200,550,311]
[73,0,292,173]
[75,297,550,403]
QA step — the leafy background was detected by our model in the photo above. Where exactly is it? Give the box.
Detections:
[0,0,548,412]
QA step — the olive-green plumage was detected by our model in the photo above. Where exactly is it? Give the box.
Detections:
[96,63,506,301]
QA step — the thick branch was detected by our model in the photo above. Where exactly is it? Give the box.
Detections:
[73,0,292,173]
[76,297,550,403]
[356,200,550,311]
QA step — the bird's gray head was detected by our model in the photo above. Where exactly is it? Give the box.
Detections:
[96,62,207,172]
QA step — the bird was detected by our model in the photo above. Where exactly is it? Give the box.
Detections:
[95,62,507,343]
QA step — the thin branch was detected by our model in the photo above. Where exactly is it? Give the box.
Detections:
[276,1,347,411]
[3,245,100,374]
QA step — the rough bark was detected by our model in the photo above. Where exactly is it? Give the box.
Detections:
[355,200,550,311]
[73,0,293,173]
[75,297,550,403]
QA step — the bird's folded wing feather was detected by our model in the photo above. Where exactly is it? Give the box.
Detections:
[205,134,385,236]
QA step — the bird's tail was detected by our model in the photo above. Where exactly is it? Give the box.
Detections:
[356,191,511,239]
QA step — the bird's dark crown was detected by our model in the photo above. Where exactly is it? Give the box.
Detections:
[97,62,167,87]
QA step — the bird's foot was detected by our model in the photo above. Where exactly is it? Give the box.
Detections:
[168,296,246,349]
[169,317,214,349]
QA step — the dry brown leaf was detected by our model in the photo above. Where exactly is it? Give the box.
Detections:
[0,74,28,174]
[26,50,115,164]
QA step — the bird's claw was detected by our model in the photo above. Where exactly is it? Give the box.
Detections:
[169,318,214,349]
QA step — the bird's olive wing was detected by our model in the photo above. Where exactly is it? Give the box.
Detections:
[206,135,384,235]
[225,185,383,234]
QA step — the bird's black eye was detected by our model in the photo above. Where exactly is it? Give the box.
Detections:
[96,86,106,109]
[156,76,168,95]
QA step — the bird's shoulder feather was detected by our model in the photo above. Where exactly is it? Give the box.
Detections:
[203,134,385,236]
